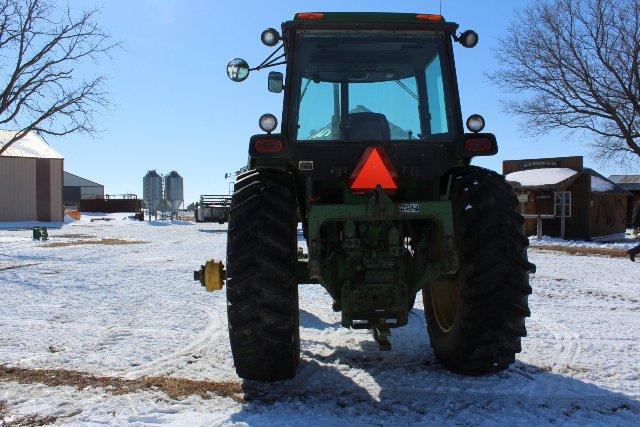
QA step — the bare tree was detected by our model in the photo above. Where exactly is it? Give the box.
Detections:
[490,0,640,165]
[0,0,117,155]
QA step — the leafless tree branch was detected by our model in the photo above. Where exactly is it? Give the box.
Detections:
[489,0,640,167]
[0,0,119,155]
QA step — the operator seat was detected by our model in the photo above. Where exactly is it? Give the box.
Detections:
[340,112,391,141]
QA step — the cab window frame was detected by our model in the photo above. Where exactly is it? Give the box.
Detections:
[287,30,458,143]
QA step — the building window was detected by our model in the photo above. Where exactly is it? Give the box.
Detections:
[554,191,571,217]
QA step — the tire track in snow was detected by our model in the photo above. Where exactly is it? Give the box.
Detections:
[122,307,227,379]
[535,317,583,372]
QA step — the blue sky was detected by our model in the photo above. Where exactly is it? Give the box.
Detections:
[46,0,638,204]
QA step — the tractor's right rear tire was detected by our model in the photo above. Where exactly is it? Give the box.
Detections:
[226,168,300,381]
[423,167,534,375]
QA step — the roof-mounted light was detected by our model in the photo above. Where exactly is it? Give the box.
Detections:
[261,28,280,47]
[296,12,325,20]
[415,14,444,22]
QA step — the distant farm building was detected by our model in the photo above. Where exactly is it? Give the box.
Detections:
[504,156,630,241]
[78,194,142,213]
[63,172,104,206]
[0,131,63,222]
[608,175,640,226]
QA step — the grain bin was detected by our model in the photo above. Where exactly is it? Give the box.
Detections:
[143,170,163,214]
[164,170,183,213]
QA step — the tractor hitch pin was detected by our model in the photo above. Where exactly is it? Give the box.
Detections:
[193,260,226,292]
[371,319,391,351]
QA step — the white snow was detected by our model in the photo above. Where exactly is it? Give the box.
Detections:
[591,175,615,193]
[505,168,578,187]
[0,130,63,159]
[530,234,638,250]
[1,215,639,425]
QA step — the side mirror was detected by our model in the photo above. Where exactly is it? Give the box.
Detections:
[268,71,283,93]
[226,58,250,82]
[458,30,479,48]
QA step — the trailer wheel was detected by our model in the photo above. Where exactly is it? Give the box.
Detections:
[226,168,299,381]
[423,167,534,375]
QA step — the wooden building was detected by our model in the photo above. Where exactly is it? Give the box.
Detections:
[503,156,630,241]
[608,175,640,226]
[0,131,63,222]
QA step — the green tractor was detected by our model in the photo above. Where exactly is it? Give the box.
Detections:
[196,12,535,381]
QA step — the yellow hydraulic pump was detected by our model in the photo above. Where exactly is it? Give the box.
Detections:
[193,260,226,291]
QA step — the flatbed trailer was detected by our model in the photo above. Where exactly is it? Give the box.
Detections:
[195,195,231,223]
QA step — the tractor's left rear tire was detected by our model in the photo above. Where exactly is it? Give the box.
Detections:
[423,166,534,375]
[226,168,299,381]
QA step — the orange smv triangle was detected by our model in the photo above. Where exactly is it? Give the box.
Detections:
[349,147,398,192]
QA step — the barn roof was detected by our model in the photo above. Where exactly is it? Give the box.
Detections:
[609,174,640,191]
[0,130,63,159]
[505,167,630,195]
[584,169,630,196]
[505,168,579,188]
[64,171,102,187]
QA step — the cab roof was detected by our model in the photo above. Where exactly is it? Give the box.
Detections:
[285,12,459,33]
[293,12,452,23]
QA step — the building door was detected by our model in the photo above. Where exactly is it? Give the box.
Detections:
[36,159,51,222]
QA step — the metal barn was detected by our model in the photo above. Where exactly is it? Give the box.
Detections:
[0,131,64,222]
[63,171,104,206]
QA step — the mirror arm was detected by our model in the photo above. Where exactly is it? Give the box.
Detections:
[250,55,286,71]
[252,44,284,70]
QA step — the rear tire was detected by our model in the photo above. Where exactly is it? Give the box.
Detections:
[423,167,534,375]
[226,168,300,381]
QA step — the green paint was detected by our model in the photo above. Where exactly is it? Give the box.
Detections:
[305,189,454,329]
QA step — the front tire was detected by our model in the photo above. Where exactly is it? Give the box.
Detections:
[424,167,534,375]
[226,168,300,381]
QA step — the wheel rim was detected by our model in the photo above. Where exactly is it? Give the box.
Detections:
[430,276,459,333]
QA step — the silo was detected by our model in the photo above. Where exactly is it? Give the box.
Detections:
[164,170,184,213]
[143,170,163,214]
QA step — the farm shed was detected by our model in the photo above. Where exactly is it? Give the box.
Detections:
[78,194,142,213]
[0,130,63,222]
[608,175,640,226]
[503,156,630,241]
[63,171,104,206]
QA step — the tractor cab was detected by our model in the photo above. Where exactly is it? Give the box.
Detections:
[284,21,457,144]
[227,12,484,143]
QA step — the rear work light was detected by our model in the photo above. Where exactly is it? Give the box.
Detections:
[464,137,494,152]
[416,14,444,22]
[253,138,284,153]
[295,12,325,20]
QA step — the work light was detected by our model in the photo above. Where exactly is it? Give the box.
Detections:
[459,30,479,48]
[259,113,278,133]
[466,114,485,133]
[261,28,280,47]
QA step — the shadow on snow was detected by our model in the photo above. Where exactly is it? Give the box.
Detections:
[231,307,640,424]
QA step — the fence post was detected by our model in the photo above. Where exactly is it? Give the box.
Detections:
[536,215,542,240]
[560,194,566,240]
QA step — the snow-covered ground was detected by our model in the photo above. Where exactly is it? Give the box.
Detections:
[530,233,638,250]
[1,214,639,425]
